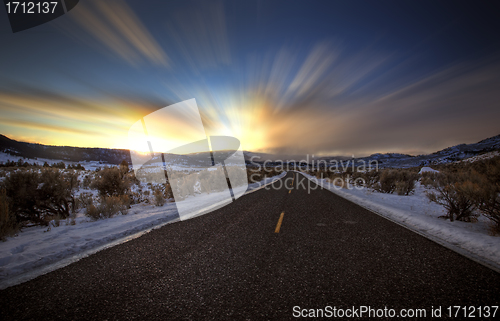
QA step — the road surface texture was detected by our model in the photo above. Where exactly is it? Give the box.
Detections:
[1,172,499,320]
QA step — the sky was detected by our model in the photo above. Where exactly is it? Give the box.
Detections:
[0,0,499,157]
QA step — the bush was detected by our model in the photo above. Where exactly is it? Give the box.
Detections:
[470,159,500,233]
[0,188,18,240]
[247,167,263,184]
[150,184,169,206]
[76,192,94,210]
[351,170,380,188]
[37,169,78,219]
[426,172,479,222]
[153,189,165,207]
[52,161,66,169]
[91,167,129,197]
[119,160,129,176]
[420,171,439,188]
[85,195,129,220]
[3,169,77,225]
[3,170,39,223]
[395,171,419,196]
[475,181,500,233]
[374,169,418,195]
[163,183,173,200]
[82,174,92,189]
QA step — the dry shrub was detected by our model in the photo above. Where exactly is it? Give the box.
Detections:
[152,185,166,206]
[0,188,18,240]
[471,159,500,233]
[375,170,398,193]
[420,171,439,188]
[82,174,92,189]
[395,171,420,196]
[3,169,77,225]
[426,172,480,222]
[154,190,165,206]
[85,195,129,220]
[91,167,129,197]
[163,183,173,199]
[331,176,347,188]
[247,169,263,184]
[373,169,418,195]
[351,170,380,188]
[77,192,94,210]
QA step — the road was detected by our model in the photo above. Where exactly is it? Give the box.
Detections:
[1,172,499,320]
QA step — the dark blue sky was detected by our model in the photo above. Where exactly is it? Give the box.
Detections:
[0,0,499,155]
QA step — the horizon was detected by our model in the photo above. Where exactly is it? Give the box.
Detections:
[1,1,500,156]
[2,131,498,159]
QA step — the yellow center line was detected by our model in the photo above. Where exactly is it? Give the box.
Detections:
[289,190,291,194]
[275,211,285,233]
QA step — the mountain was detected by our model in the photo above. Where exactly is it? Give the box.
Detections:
[1,133,499,168]
[244,134,500,168]
[353,134,500,168]
[0,134,131,165]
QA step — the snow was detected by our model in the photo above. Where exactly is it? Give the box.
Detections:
[418,166,439,174]
[297,171,500,272]
[455,151,500,164]
[0,171,286,289]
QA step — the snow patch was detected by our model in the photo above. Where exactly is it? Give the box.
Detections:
[419,167,439,174]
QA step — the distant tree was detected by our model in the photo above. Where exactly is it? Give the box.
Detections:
[74,163,85,170]
[52,162,66,169]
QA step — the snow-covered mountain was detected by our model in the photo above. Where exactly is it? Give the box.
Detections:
[345,135,500,168]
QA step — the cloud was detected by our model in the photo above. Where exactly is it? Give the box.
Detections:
[69,0,169,66]
[0,84,168,149]
[197,43,500,156]
[165,1,231,71]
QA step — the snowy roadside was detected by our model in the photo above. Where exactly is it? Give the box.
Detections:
[296,171,500,272]
[0,172,287,289]
[0,204,179,289]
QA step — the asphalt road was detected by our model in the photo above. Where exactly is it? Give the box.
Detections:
[1,172,499,320]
